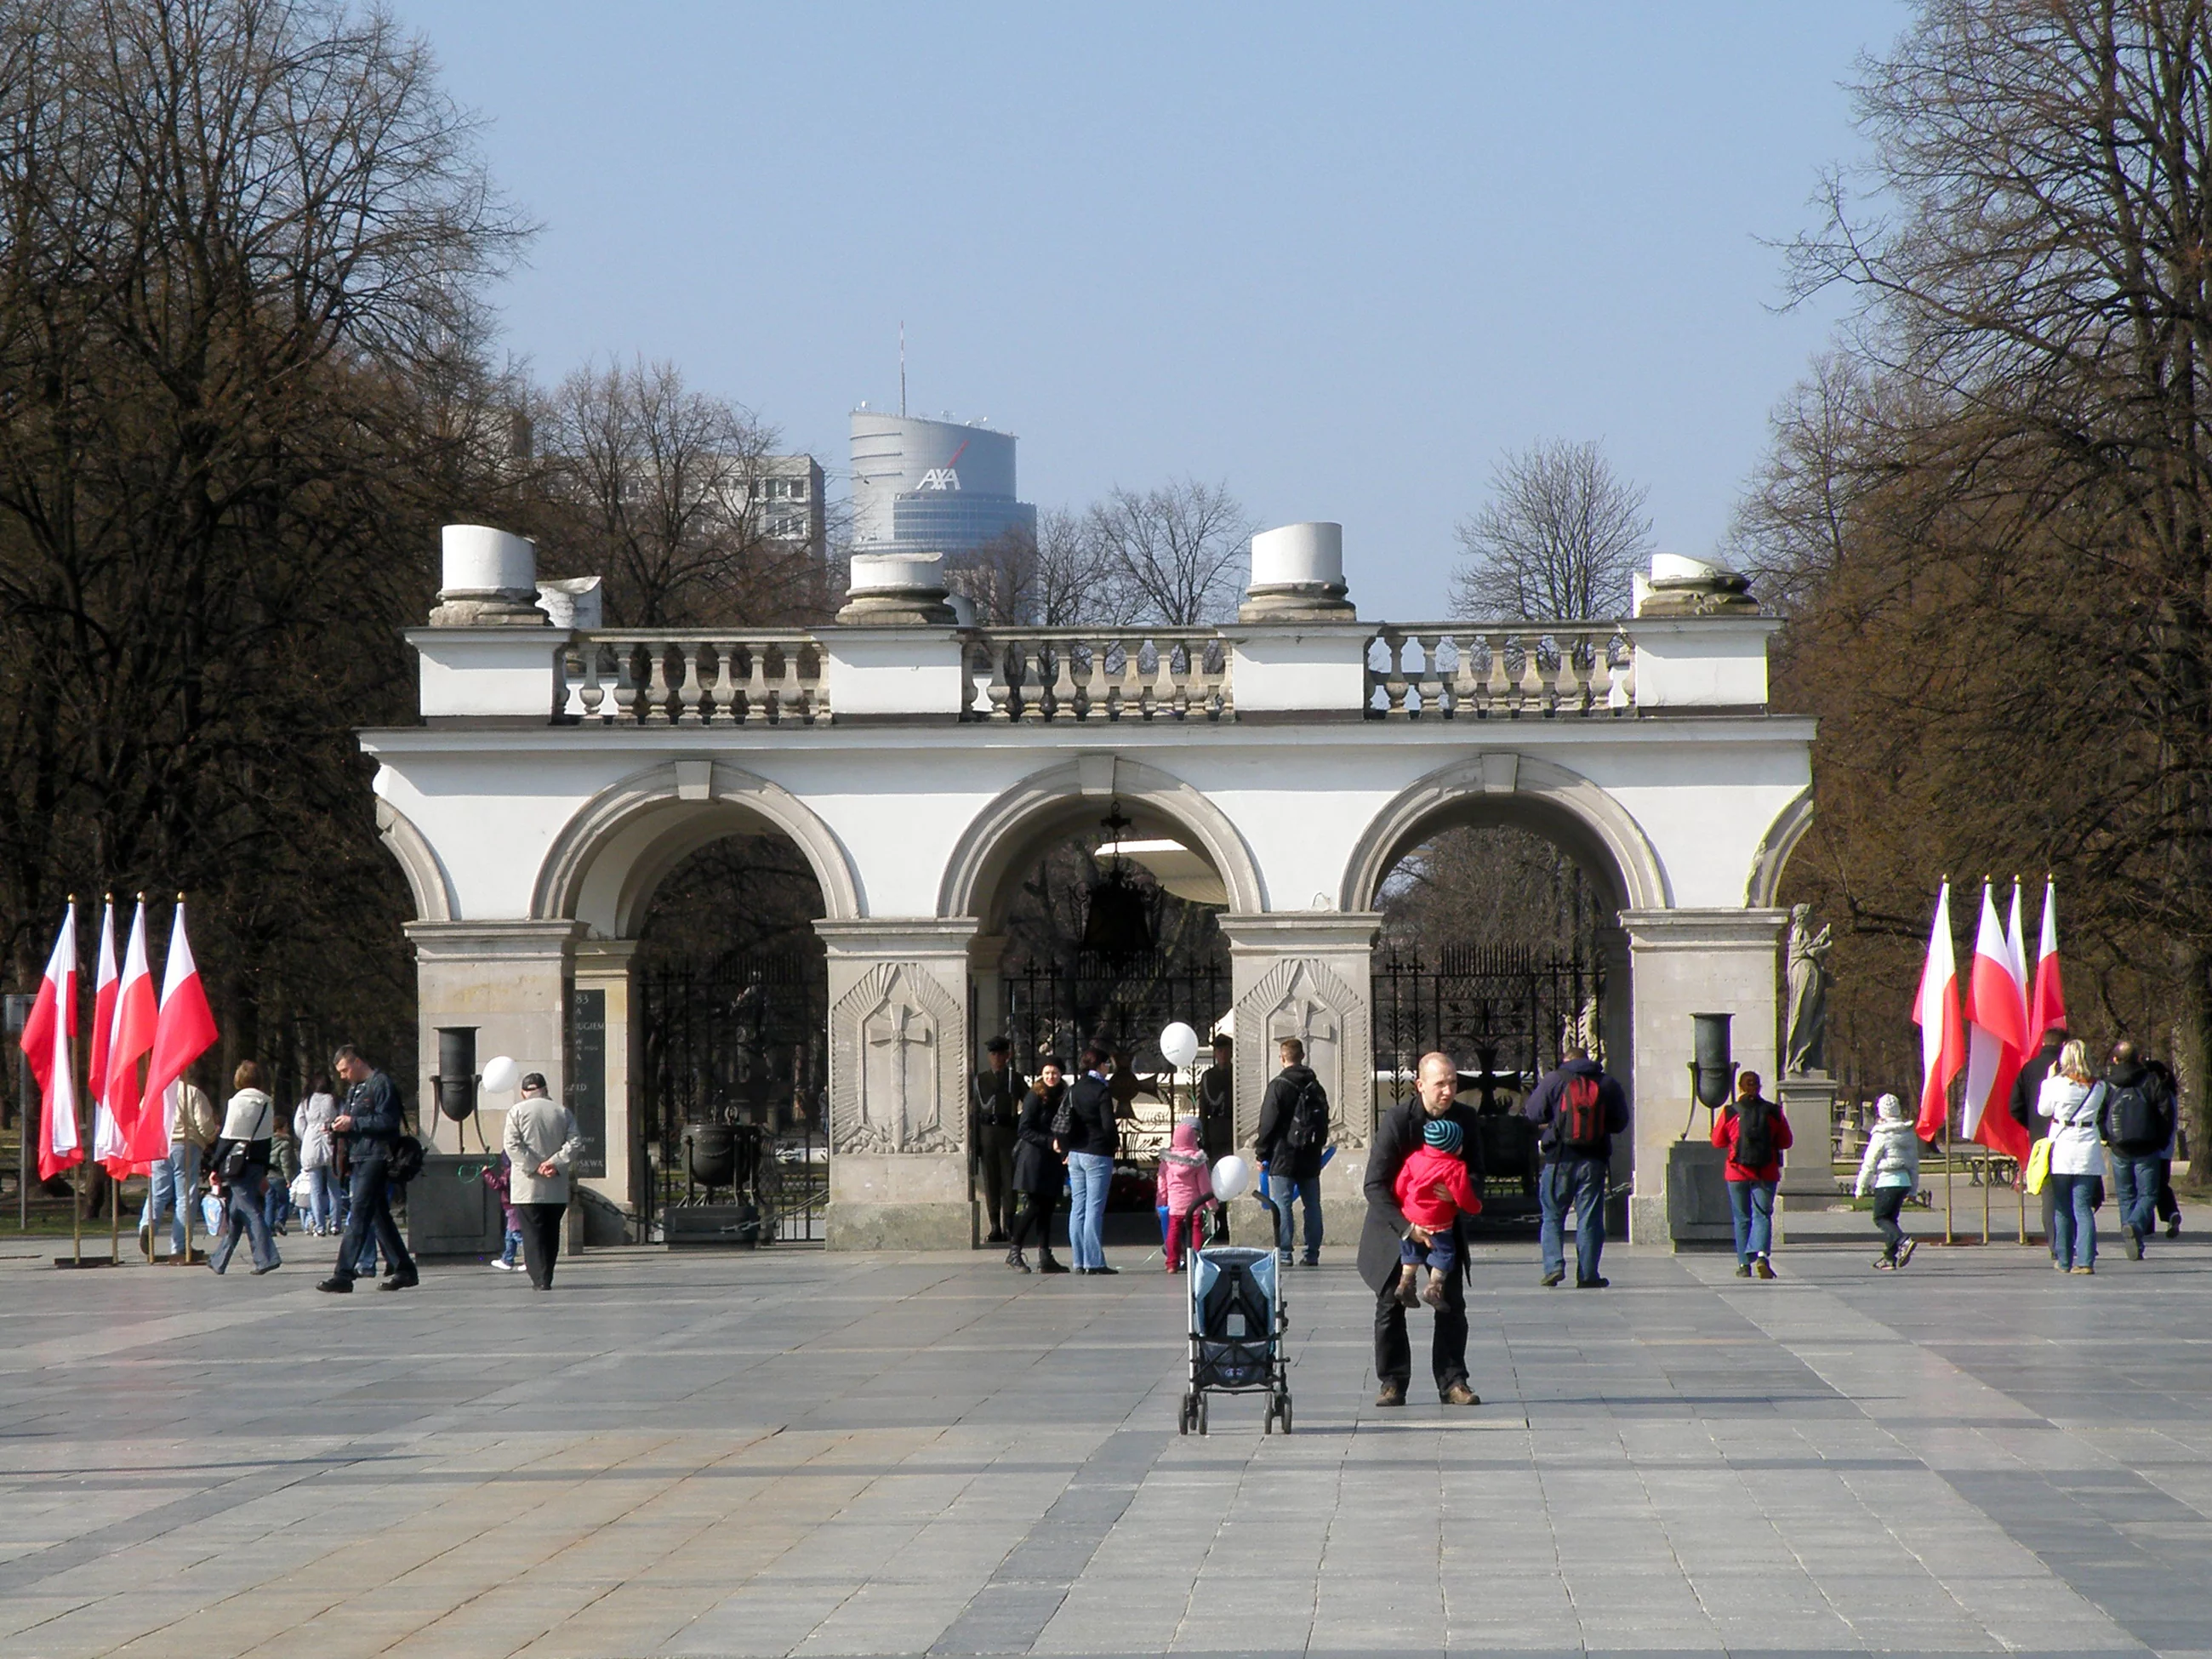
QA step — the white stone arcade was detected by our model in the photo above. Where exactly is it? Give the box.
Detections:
[368,523,1814,1249]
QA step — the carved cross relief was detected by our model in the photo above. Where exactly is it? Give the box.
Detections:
[857,971,944,1153]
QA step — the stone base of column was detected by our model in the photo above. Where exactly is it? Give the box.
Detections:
[1776,1072,1841,1211]
[826,1200,973,1251]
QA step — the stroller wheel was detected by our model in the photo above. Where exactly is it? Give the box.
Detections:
[1177,1394,1194,1435]
[1196,1394,1209,1436]
[1279,1394,1293,1435]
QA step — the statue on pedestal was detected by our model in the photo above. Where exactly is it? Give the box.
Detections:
[1784,904,1833,1077]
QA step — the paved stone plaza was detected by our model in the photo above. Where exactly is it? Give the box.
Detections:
[3,1222,2209,1658]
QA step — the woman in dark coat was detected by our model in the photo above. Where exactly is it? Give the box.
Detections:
[1006,1058,1069,1274]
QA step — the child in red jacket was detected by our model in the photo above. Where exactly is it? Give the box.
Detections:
[1393,1117,1483,1308]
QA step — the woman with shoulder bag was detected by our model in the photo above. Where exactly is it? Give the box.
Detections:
[1006,1058,1070,1274]
[208,1062,281,1275]
[294,1075,340,1236]
[2039,1039,2105,1274]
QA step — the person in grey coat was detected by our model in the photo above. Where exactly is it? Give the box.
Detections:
[502,1073,585,1289]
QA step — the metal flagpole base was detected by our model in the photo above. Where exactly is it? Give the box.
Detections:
[52,1257,117,1268]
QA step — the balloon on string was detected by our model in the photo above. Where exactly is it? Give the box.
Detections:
[481,1055,521,1093]
[1211,1154,1251,1202]
[1159,1021,1201,1070]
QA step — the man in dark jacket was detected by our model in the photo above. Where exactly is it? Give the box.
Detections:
[1361,1051,1481,1408]
[971,1037,1024,1244]
[1198,1034,1235,1161]
[2101,1040,2176,1261]
[1063,1045,1120,1274]
[1253,1037,1328,1266]
[1523,1045,1629,1289]
[317,1045,418,1294]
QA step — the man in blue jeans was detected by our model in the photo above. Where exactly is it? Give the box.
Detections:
[1254,1037,1328,1265]
[1061,1046,1120,1274]
[2101,1040,2175,1261]
[1523,1045,1629,1288]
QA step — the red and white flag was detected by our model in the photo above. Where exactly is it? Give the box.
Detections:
[115,901,163,1167]
[1913,881,1965,1140]
[142,900,219,1126]
[2030,878,2067,1043]
[1960,882,2032,1161]
[86,900,132,1172]
[19,904,82,1182]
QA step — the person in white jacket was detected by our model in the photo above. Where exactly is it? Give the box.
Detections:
[1854,1092,1921,1270]
[2038,1040,2106,1274]
[502,1073,585,1290]
[293,1077,340,1236]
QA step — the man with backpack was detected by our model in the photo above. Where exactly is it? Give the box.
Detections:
[2100,1040,2176,1261]
[1523,1044,1629,1288]
[1254,1036,1330,1266]
[317,1045,419,1294]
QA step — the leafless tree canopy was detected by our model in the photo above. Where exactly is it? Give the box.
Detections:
[1451,440,1650,621]
[0,0,528,1086]
[532,358,829,627]
[1085,479,1254,627]
[947,485,1253,627]
[1755,0,2212,1144]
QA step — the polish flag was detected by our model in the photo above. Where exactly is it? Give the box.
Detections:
[19,904,82,1182]
[1913,881,1965,1141]
[1960,882,2032,1162]
[114,901,162,1166]
[2029,879,2067,1043]
[87,900,132,1172]
[142,902,219,1132]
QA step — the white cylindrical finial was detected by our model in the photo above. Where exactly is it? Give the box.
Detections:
[837,550,957,625]
[1240,522,1354,623]
[430,525,548,626]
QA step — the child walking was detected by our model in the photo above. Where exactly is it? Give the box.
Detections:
[1854,1092,1921,1270]
[1157,1117,1212,1271]
[482,1153,523,1272]
[1393,1118,1483,1307]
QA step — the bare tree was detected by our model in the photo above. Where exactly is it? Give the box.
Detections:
[0,0,527,1078]
[533,358,828,626]
[1084,478,1253,626]
[1782,0,2212,1153]
[944,509,1093,626]
[1451,440,1650,621]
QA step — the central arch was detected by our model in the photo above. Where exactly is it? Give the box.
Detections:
[1339,751,1668,919]
[938,755,1266,927]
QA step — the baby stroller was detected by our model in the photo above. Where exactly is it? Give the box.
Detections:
[1178,1193,1292,1435]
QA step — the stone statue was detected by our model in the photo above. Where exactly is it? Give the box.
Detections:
[1784,904,1833,1076]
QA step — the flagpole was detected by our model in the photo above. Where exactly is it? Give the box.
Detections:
[67,897,83,1268]
[1943,1113,1956,1246]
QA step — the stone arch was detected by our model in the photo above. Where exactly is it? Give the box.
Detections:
[1339,750,1668,916]
[938,754,1266,927]
[1745,786,1815,909]
[533,760,863,938]
[376,796,456,922]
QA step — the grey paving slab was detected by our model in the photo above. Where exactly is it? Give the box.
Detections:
[2,1224,2208,1655]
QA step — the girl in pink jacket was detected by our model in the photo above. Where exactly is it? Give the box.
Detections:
[1157,1117,1213,1271]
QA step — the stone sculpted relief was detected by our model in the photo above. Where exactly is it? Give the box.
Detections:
[1232,957,1370,1149]
[1784,903,1832,1077]
[830,963,963,1155]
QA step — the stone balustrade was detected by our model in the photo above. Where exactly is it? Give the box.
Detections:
[564,633,830,726]
[960,630,1232,723]
[1365,624,1636,719]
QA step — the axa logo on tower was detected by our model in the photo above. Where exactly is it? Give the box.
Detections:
[915,438,968,492]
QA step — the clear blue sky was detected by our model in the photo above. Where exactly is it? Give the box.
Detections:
[395,3,1909,620]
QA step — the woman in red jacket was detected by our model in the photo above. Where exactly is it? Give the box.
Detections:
[1712,1071,1793,1279]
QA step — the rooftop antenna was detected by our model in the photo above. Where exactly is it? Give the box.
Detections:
[899,321,906,419]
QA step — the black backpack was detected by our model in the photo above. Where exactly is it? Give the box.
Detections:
[1282,1076,1331,1151]
[2106,1080,2171,1154]
[1732,1097,1776,1169]
[387,1134,426,1186]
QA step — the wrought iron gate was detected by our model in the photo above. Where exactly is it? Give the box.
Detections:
[1371,944,1607,1213]
[639,954,828,1243]
[999,952,1229,1074]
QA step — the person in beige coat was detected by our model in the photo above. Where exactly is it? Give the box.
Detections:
[501,1074,584,1289]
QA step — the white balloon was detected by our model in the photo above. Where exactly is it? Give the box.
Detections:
[1160,1021,1202,1069]
[1211,1154,1251,1202]
[481,1055,521,1093]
